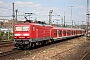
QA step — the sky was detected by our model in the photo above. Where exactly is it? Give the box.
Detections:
[0,0,89,25]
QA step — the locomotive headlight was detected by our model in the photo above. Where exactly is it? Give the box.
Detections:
[27,37,30,38]
[14,37,17,38]
[23,34,29,36]
[15,34,21,36]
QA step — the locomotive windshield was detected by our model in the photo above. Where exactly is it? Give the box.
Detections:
[15,26,29,31]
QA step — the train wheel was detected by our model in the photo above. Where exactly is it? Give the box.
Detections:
[23,45,28,49]
[51,39,54,44]
[44,41,46,45]
[34,42,36,47]
[16,46,21,50]
[45,41,48,44]
[17,45,24,50]
[43,41,46,45]
[31,43,35,47]
[48,40,52,44]
[27,43,31,49]
[41,41,43,45]
[39,42,41,46]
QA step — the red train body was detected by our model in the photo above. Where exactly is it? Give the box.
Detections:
[14,23,84,49]
[14,23,52,41]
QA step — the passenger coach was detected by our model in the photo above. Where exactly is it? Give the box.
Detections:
[51,27,84,41]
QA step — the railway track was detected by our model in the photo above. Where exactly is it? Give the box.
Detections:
[80,50,90,60]
[0,48,22,57]
[0,41,13,48]
[0,41,13,44]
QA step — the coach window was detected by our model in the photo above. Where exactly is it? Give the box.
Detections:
[67,30,69,34]
[78,30,79,34]
[59,30,62,34]
[73,30,74,35]
[74,31,75,35]
[66,30,67,36]
[71,30,73,35]
[58,30,59,34]
[79,30,81,34]
[63,30,66,34]
[72,30,73,35]
[54,30,57,35]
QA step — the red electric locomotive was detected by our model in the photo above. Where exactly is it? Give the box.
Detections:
[14,23,52,49]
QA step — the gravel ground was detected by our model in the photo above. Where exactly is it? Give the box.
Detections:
[16,36,90,60]
[1,36,90,60]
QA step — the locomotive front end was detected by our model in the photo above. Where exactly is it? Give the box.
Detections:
[14,24,31,49]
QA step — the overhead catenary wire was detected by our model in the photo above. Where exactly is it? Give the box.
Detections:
[0,16,12,17]
[0,7,12,10]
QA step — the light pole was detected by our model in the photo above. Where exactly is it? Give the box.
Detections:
[74,21,76,28]
[15,9,18,23]
[61,17,63,27]
[69,6,73,28]
[81,21,84,29]
[64,12,65,27]
[49,10,53,25]
[72,20,74,28]
[86,0,90,37]
[12,2,15,38]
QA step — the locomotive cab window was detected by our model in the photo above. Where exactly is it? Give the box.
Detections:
[15,26,22,31]
[15,26,29,31]
[23,26,29,31]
